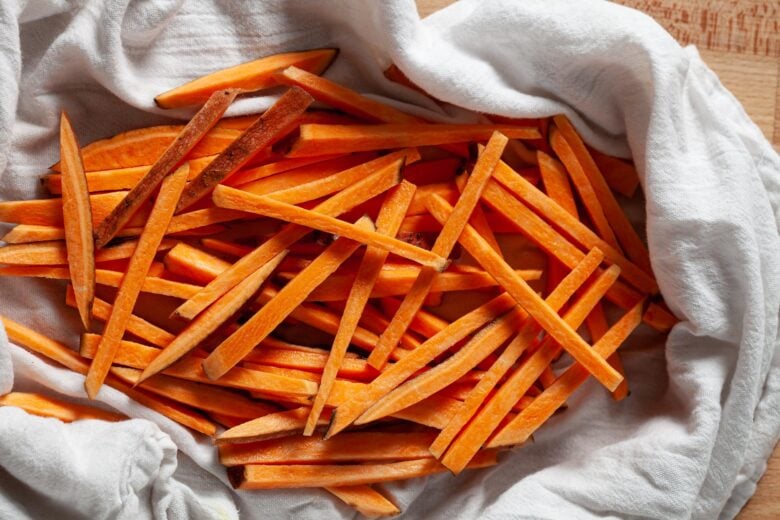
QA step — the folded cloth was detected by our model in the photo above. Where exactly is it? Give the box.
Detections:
[0,0,778,518]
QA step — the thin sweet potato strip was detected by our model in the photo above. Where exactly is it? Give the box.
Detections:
[212,185,446,271]
[155,49,337,109]
[367,132,508,370]
[172,153,402,321]
[429,248,605,458]
[202,217,373,381]
[643,302,679,333]
[0,191,136,228]
[553,115,652,273]
[85,164,190,399]
[305,181,416,435]
[58,113,95,329]
[163,242,231,284]
[488,300,645,448]
[177,87,314,212]
[1,316,216,436]
[438,265,621,473]
[287,123,538,157]
[0,238,174,266]
[94,90,238,248]
[0,391,125,422]
[589,146,640,198]
[227,451,498,489]
[325,486,399,518]
[226,154,343,187]
[425,194,622,391]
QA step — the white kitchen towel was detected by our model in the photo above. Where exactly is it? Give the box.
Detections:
[0,0,778,519]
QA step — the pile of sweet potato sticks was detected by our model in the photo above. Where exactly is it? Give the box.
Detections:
[0,48,677,517]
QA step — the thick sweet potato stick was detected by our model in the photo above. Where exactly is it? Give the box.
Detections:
[202,217,373,380]
[643,302,679,332]
[0,391,125,422]
[58,113,94,329]
[0,238,173,266]
[85,165,190,399]
[425,194,623,391]
[177,87,314,212]
[325,486,399,518]
[155,49,337,109]
[137,252,285,384]
[65,287,174,348]
[226,154,343,186]
[212,185,446,271]
[172,155,402,321]
[439,265,621,473]
[553,116,652,273]
[0,316,216,435]
[367,132,508,369]
[429,248,605,458]
[487,301,645,448]
[287,123,538,157]
[227,451,498,489]
[0,191,138,228]
[219,432,437,465]
[305,182,416,435]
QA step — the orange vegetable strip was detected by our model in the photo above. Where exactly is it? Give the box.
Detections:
[0,316,216,436]
[65,286,174,348]
[219,432,437,466]
[367,132,508,370]
[0,191,137,228]
[326,292,518,437]
[172,160,402,320]
[43,155,217,195]
[225,154,343,186]
[154,49,337,109]
[138,253,285,384]
[406,182,459,216]
[79,335,318,398]
[488,300,645,448]
[2,224,67,244]
[200,238,252,258]
[262,149,419,205]
[550,125,620,250]
[306,182,416,435]
[238,154,373,196]
[0,238,173,266]
[277,66,422,124]
[0,391,125,422]
[426,194,623,391]
[110,366,274,419]
[95,208,249,241]
[164,242,231,284]
[58,112,95,329]
[202,217,373,380]
[287,123,538,157]
[212,185,446,271]
[643,302,679,333]
[217,407,331,445]
[553,116,652,273]
[307,267,540,302]
[538,150,578,217]
[403,158,463,185]
[439,264,621,473]
[177,87,314,211]
[228,452,498,489]
[84,165,190,399]
[95,90,238,247]
[245,348,375,381]
[589,146,640,198]
[261,337,360,358]
[482,176,650,304]
[429,248,605,458]
[376,297,448,340]
[325,485,399,518]
[453,172,502,254]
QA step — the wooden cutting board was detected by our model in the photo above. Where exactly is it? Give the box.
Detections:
[415,1,779,518]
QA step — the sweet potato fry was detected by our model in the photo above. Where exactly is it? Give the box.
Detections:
[0,391,125,422]
[228,451,498,489]
[487,300,645,448]
[201,217,372,381]
[177,87,314,212]
[0,191,136,228]
[225,154,343,187]
[306,182,415,435]
[212,185,447,271]
[85,165,190,399]
[643,302,679,333]
[164,242,232,284]
[367,132,508,370]
[403,158,463,185]
[217,407,330,445]
[155,49,337,108]
[0,238,175,266]
[287,123,538,157]
[326,486,399,518]
[58,113,95,329]
[94,90,238,247]
[588,146,640,198]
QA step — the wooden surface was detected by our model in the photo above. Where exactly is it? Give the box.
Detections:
[415,1,780,517]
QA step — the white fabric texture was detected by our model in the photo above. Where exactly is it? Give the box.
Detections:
[0,0,778,518]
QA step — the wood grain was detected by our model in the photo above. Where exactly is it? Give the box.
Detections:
[415,1,779,517]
